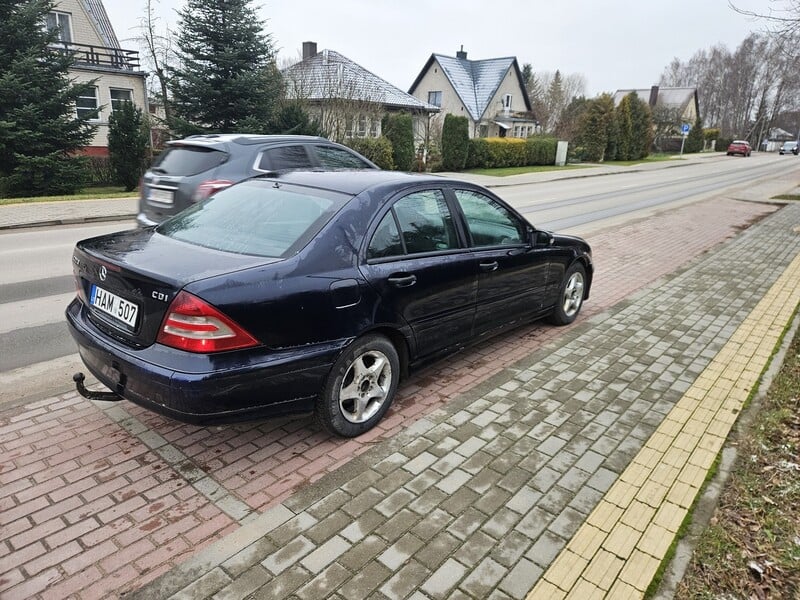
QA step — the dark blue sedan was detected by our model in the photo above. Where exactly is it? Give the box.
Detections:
[67,170,592,437]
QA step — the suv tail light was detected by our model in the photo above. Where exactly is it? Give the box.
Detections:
[157,291,259,353]
[193,179,234,202]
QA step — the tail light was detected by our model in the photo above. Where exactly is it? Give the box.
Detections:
[157,291,259,353]
[192,179,234,202]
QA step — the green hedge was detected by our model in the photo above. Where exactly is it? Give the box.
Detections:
[342,137,394,170]
[464,136,558,169]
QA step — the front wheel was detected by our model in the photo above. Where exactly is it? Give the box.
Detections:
[316,334,399,437]
[548,263,586,325]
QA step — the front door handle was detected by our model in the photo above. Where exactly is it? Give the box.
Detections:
[479,261,499,272]
[388,274,417,288]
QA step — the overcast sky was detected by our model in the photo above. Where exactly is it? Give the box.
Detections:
[105,0,775,97]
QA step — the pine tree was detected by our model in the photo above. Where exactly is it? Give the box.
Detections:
[684,116,704,153]
[615,94,634,160]
[628,93,654,159]
[108,102,150,191]
[168,0,283,134]
[545,70,565,132]
[0,0,97,197]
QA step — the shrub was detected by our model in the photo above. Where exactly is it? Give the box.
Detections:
[441,114,470,171]
[717,137,734,152]
[86,156,117,186]
[466,138,489,169]
[0,153,89,197]
[382,113,414,171]
[526,136,558,165]
[343,137,394,170]
[485,138,527,168]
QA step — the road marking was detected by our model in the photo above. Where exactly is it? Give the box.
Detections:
[0,291,75,334]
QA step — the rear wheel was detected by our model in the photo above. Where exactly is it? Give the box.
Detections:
[548,263,586,325]
[316,334,399,437]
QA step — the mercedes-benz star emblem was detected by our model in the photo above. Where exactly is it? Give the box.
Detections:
[99,265,107,281]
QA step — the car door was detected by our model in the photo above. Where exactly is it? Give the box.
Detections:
[451,188,551,338]
[359,188,477,358]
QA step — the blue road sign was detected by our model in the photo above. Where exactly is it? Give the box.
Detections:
[681,123,690,135]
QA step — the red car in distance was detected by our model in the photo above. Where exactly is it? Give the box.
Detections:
[726,140,751,157]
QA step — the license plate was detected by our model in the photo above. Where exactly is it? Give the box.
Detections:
[148,187,174,205]
[90,284,139,328]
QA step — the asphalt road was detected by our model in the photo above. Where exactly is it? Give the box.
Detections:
[0,153,794,405]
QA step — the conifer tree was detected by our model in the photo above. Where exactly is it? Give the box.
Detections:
[684,116,704,153]
[168,0,282,134]
[628,93,654,159]
[0,0,97,197]
[108,102,150,191]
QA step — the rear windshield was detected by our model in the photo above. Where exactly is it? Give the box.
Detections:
[151,145,228,176]
[156,180,348,257]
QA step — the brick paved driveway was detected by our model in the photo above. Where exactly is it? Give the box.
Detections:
[0,198,778,599]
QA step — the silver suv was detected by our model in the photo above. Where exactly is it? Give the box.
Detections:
[137,134,379,226]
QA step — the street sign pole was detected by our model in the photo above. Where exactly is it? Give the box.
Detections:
[679,123,690,156]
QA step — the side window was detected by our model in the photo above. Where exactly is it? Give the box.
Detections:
[367,212,403,259]
[316,145,372,169]
[258,145,313,171]
[394,190,458,254]
[367,190,459,259]
[454,189,524,247]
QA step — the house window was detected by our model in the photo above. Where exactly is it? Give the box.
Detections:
[502,94,512,110]
[110,89,133,112]
[479,124,488,138]
[428,91,442,107]
[357,115,367,137]
[370,118,379,138]
[46,11,72,42]
[76,87,99,121]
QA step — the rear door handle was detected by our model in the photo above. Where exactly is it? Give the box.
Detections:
[479,261,499,272]
[388,274,417,288]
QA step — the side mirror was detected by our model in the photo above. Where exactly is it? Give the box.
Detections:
[533,230,554,246]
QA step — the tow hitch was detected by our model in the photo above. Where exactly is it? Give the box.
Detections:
[73,372,122,402]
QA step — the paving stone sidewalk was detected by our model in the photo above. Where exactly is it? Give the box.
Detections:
[124,204,800,599]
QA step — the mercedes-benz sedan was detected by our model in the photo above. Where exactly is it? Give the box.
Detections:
[67,171,593,437]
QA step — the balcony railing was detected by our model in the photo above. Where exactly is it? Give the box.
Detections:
[49,41,141,71]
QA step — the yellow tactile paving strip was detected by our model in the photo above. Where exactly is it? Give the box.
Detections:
[528,250,800,600]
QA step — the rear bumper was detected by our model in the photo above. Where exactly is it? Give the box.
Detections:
[66,299,348,424]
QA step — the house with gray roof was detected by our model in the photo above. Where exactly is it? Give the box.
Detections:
[283,42,439,144]
[409,47,537,138]
[50,0,148,155]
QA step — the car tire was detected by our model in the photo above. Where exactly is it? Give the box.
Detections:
[548,262,587,326]
[315,334,399,437]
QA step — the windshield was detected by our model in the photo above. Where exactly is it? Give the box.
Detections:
[156,180,349,257]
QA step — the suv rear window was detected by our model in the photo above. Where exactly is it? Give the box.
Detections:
[156,181,347,258]
[152,146,228,176]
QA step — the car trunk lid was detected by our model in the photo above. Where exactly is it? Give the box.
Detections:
[73,228,276,348]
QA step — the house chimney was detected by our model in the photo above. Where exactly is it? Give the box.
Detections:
[456,45,467,60]
[648,85,659,107]
[302,41,317,60]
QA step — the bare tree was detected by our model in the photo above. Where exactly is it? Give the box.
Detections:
[729,1,800,40]
[660,33,799,141]
[137,0,174,134]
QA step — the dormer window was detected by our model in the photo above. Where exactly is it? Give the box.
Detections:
[46,11,72,43]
